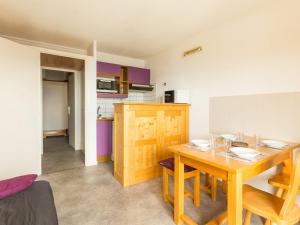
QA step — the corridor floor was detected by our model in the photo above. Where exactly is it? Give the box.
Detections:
[42,136,84,174]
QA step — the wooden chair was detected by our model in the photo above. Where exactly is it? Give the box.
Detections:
[243,153,300,225]
[203,173,219,201]
[205,212,227,225]
[207,153,300,225]
[268,172,300,198]
[159,158,200,207]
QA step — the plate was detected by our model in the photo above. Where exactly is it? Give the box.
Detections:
[221,134,237,141]
[261,140,288,148]
[190,139,210,148]
[230,147,260,159]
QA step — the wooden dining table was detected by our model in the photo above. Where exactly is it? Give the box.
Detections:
[168,140,300,225]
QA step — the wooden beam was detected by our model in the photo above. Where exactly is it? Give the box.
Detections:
[41,53,84,71]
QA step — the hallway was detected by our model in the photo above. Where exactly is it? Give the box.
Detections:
[42,136,84,174]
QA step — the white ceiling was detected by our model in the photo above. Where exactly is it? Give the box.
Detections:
[0,0,272,58]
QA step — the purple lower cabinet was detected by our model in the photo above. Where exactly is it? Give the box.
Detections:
[127,66,150,85]
[97,120,113,162]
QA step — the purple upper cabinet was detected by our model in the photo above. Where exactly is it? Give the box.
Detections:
[127,67,150,85]
[97,61,122,76]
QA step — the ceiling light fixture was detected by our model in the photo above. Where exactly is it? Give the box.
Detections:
[183,46,202,57]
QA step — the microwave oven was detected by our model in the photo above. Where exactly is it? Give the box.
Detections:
[97,77,118,93]
[164,90,190,103]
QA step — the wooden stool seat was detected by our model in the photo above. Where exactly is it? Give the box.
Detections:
[159,158,196,172]
[159,158,200,208]
[160,158,219,203]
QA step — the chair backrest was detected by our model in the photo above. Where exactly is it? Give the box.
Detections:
[279,153,300,218]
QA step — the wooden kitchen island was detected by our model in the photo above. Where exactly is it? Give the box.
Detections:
[113,103,190,187]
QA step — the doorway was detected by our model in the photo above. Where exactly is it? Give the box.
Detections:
[41,65,85,174]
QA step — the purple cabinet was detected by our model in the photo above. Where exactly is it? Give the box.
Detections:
[127,67,150,85]
[97,61,122,76]
[97,120,113,161]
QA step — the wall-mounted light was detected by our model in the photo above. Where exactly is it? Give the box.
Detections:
[183,46,202,57]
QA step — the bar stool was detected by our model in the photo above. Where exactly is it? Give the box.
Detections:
[159,158,200,207]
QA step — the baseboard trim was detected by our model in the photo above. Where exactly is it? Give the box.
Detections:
[43,129,67,138]
[97,155,111,163]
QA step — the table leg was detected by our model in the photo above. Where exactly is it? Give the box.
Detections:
[227,172,243,225]
[174,154,184,225]
[282,151,293,174]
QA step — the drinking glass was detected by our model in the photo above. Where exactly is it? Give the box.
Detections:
[238,132,244,141]
[209,134,217,156]
[209,134,217,148]
[255,134,261,149]
[223,138,232,152]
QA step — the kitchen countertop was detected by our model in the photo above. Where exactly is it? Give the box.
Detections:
[113,102,190,106]
[97,117,114,121]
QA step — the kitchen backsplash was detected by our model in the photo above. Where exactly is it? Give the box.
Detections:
[97,87,156,118]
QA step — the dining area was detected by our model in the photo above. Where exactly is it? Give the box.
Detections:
[163,134,300,225]
[159,92,300,225]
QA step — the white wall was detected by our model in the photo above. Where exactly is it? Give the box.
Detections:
[74,72,83,150]
[98,52,145,68]
[146,0,300,201]
[81,68,85,153]
[146,0,300,139]
[0,37,41,179]
[0,36,97,178]
[43,81,68,131]
[210,93,300,202]
[84,58,97,166]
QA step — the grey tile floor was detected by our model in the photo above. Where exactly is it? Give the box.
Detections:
[39,162,295,225]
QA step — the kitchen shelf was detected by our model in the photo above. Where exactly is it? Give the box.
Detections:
[97,93,128,98]
[96,62,130,99]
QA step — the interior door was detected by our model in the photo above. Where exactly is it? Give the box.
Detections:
[68,73,75,149]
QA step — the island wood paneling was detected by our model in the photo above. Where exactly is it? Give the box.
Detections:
[113,103,190,187]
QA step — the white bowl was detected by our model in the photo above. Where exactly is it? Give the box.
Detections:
[190,139,210,148]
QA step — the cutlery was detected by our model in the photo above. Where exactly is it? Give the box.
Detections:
[225,151,253,162]
[259,143,288,150]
